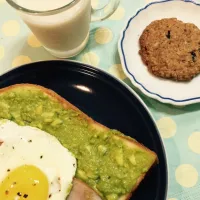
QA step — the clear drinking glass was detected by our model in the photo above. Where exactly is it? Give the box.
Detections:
[6,0,120,58]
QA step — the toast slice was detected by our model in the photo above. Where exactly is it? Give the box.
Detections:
[0,84,157,200]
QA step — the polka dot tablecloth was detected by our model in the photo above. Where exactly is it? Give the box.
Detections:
[0,0,200,199]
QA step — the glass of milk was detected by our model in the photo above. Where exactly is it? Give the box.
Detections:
[6,0,120,58]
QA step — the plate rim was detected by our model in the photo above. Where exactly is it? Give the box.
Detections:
[0,59,168,199]
[118,0,200,106]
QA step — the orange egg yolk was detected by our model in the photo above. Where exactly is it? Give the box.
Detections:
[0,165,49,200]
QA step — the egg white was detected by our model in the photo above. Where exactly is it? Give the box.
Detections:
[0,120,77,199]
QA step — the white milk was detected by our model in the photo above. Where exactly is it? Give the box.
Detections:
[15,0,91,57]
[16,0,74,11]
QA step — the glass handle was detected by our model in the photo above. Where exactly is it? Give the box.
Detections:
[91,0,120,22]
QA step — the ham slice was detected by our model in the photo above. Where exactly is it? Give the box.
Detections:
[67,178,102,200]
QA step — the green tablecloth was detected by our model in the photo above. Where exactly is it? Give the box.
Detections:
[1,0,200,199]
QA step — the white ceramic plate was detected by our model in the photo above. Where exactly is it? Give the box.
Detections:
[118,0,200,106]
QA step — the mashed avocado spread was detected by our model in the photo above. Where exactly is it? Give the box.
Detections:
[0,88,155,200]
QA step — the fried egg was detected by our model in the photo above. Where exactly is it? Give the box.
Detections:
[0,120,77,200]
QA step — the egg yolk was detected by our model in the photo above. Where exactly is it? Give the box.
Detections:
[0,165,49,200]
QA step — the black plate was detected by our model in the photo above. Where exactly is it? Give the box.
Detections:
[0,60,167,200]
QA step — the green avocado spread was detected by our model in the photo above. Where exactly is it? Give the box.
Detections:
[0,87,155,200]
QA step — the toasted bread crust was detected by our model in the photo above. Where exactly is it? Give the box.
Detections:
[0,84,157,200]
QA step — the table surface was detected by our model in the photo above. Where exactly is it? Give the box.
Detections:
[1,0,200,199]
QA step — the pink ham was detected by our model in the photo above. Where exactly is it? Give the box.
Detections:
[67,178,102,200]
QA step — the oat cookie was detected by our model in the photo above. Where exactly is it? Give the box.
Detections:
[139,18,200,81]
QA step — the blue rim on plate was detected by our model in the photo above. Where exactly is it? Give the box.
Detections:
[119,0,200,104]
[0,60,168,200]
